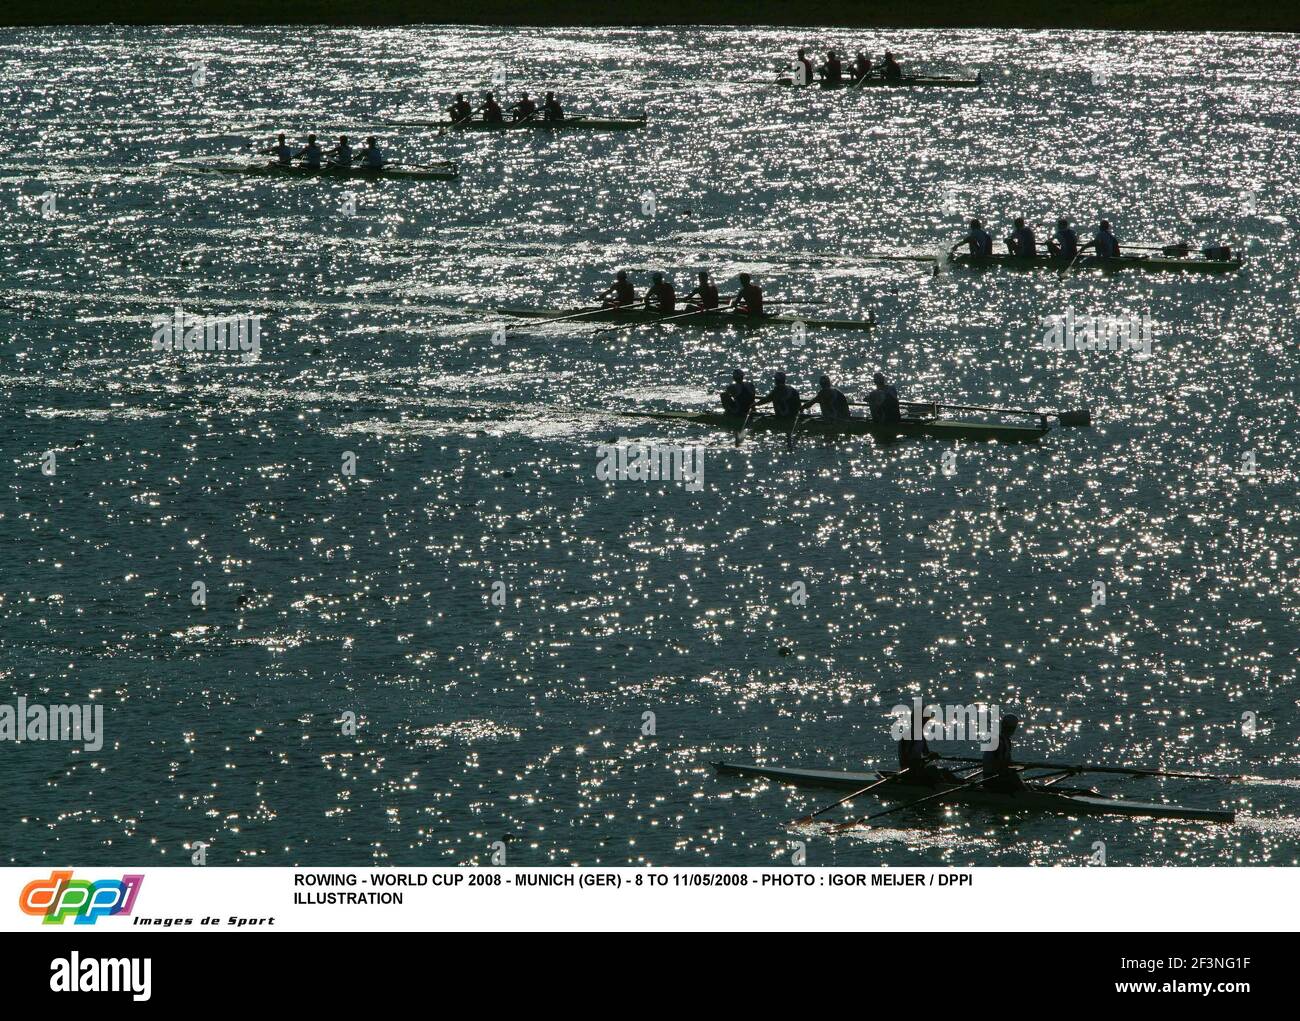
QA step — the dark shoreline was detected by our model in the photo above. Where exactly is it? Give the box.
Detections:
[3,4,1298,33]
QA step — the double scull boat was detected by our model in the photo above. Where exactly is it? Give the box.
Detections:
[714,762,1235,823]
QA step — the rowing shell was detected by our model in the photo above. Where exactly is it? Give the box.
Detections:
[713,762,1235,823]
[395,115,646,131]
[173,160,460,182]
[776,74,981,89]
[949,251,1243,274]
[495,305,874,330]
[619,409,1048,444]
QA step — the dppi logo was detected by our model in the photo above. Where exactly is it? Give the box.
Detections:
[19,870,144,925]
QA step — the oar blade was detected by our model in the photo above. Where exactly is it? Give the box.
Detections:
[1057,409,1092,427]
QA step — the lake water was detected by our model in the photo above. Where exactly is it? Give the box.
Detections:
[2,26,1298,866]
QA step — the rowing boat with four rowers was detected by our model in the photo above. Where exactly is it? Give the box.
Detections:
[948,217,1241,273]
[395,91,646,130]
[777,47,980,88]
[615,371,1089,444]
[497,271,877,330]
[174,132,460,181]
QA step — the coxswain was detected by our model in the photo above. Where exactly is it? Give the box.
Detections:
[325,135,352,167]
[950,217,993,257]
[262,133,292,166]
[851,51,872,80]
[358,136,384,169]
[882,51,902,80]
[542,91,564,121]
[295,133,322,168]
[801,375,850,420]
[598,270,635,308]
[683,271,720,311]
[981,713,1027,792]
[731,273,764,317]
[1048,217,1079,260]
[866,372,901,424]
[644,272,676,313]
[793,48,815,85]
[821,49,843,84]
[1081,219,1121,257]
[449,93,473,122]
[721,370,757,417]
[482,91,504,122]
[755,371,801,417]
[1005,216,1037,257]
[511,92,537,121]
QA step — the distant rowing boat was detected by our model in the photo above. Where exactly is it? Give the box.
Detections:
[393,115,647,131]
[173,160,460,182]
[617,408,1050,444]
[775,73,981,89]
[495,304,875,330]
[713,762,1235,823]
[949,251,1243,274]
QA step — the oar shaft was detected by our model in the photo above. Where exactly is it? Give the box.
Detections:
[936,755,1237,781]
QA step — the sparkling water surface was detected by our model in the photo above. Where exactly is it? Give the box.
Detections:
[2,26,1299,866]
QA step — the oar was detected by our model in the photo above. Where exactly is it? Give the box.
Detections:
[793,765,919,825]
[592,305,710,335]
[859,253,943,264]
[829,766,1029,832]
[856,400,1092,428]
[734,402,758,444]
[1058,249,1084,277]
[934,755,1252,782]
[505,304,617,330]
[450,105,482,128]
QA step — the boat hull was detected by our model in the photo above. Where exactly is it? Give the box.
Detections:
[625,409,1047,443]
[176,161,459,182]
[713,762,1234,822]
[494,305,873,330]
[778,75,980,89]
[949,252,1242,274]
[412,116,646,131]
